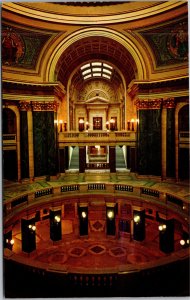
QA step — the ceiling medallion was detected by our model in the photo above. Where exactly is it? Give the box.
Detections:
[167,22,188,61]
[2,27,25,66]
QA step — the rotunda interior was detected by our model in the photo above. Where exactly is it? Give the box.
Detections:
[2,1,189,298]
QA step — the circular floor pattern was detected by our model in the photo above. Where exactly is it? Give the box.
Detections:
[88,244,106,255]
[68,247,86,257]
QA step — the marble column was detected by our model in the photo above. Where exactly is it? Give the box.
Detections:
[161,107,167,180]
[27,108,34,181]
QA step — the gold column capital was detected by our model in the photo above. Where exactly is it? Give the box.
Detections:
[162,98,176,109]
[31,101,59,112]
[18,101,31,111]
[135,99,162,110]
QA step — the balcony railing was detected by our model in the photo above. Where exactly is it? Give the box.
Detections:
[3,134,16,145]
[179,131,190,143]
[58,130,136,146]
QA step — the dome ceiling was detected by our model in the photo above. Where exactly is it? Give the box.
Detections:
[2,2,184,25]
[56,36,137,89]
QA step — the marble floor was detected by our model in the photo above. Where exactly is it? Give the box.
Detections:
[10,217,183,273]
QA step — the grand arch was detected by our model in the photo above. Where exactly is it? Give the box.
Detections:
[43,27,152,84]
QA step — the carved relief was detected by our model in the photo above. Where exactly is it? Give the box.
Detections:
[18,101,31,111]
[31,101,59,111]
[135,99,162,110]
[78,80,117,103]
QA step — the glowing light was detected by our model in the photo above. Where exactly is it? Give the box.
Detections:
[107,210,114,219]
[82,69,91,75]
[134,215,140,223]
[180,239,185,246]
[81,63,90,70]
[81,211,87,218]
[103,63,113,69]
[54,216,61,222]
[102,74,111,79]
[103,68,112,75]
[83,74,92,80]
[92,62,102,66]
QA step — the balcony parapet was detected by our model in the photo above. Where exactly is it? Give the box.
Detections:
[3,182,190,229]
[3,134,16,149]
[58,130,136,146]
[179,131,190,146]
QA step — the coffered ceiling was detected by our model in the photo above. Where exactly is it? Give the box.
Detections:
[56,36,136,89]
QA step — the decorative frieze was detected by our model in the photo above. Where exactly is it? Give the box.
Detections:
[18,100,59,111]
[135,99,162,110]
[18,101,31,111]
[31,101,59,111]
[135,98,176,110]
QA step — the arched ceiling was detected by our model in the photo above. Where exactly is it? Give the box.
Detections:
[56,36,137,89]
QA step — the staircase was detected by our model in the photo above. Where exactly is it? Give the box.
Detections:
[69,147,79,169]
[116,146,126,169]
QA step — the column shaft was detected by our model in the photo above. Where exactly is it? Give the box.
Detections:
[161,108,167,179]
[27,109,34,181]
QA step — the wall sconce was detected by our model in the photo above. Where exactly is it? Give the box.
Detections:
[54,215,61,223]
[6,239,14,246]
[133,215,140,224]
[158,224,167,231]
[85,121,89,131]
[127,120,130,131]
[54,119,58,126]
[107,210,114,219]
[131,119,135,131]
[64,122,67,131]
[81,211,87,218]
[59,120,63,132]
[28,224,36,231]
[79,119,84,131]
[110,118,115,131]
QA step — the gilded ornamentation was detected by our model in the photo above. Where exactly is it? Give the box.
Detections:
[18,101,31,111]
[135,99,162,110]
[31,101,59,111]
[78,80,116,102]
[163,98,176,109]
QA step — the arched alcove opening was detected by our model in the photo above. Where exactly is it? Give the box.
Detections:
[178,104,189,180]
[3,108,18,181]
